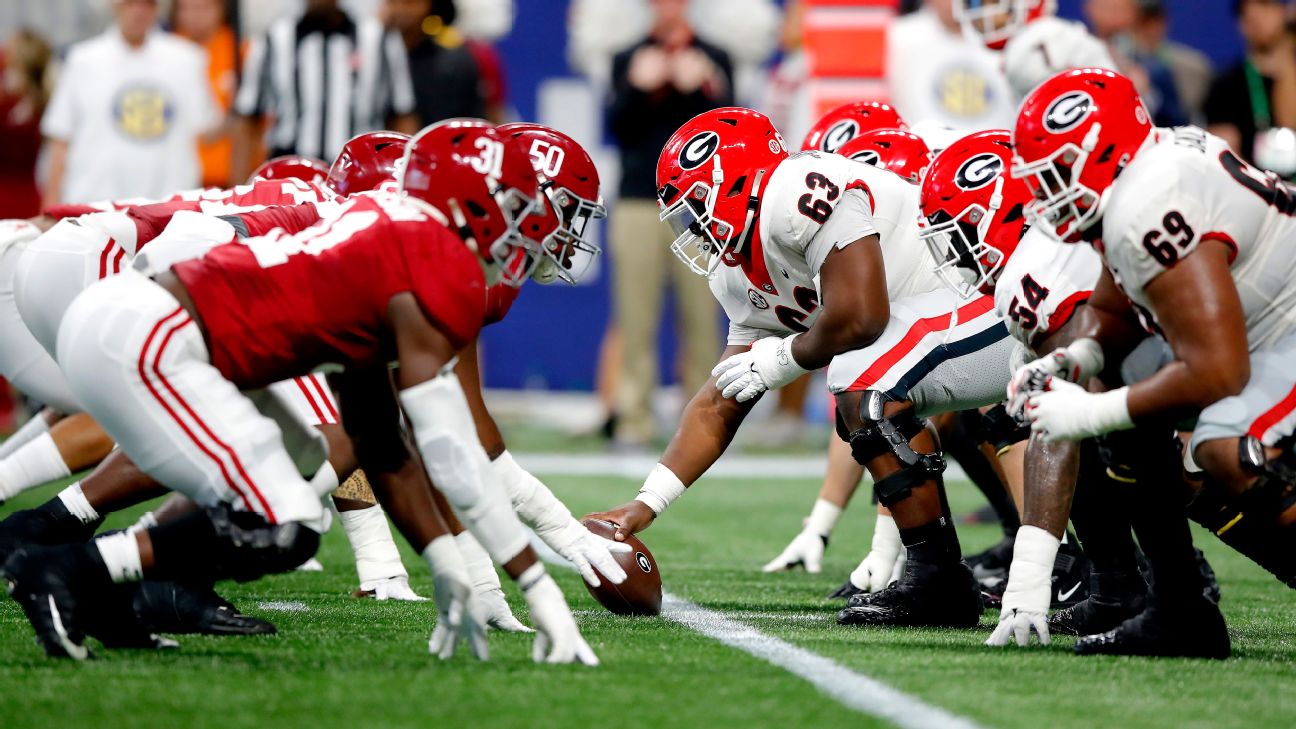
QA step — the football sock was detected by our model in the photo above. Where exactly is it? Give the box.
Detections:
[338,504,409,589]
[0,412,51,459]
[0,432,72,501]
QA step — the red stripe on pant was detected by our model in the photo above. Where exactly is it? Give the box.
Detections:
[137,306,277,521]
[98,239,118,279]
[111,247,126,275]
[306,373,338,422]
[293,376,328,423]
[846,295,996,391]
[1248,382,1296,442]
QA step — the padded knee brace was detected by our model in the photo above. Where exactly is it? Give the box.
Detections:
[847,392,945,507]
[978,404,1029,456]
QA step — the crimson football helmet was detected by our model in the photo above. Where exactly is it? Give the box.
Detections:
[327,131,411,196]
[1012,68,1153,242]
[955,0,1054,50]
[656,107,788,278]
[400,119,545,288]
[498,122,606,285]
[249,156,330,185]
[836,130,933,184]
[919,130,1032,298]
[801,101,906,154]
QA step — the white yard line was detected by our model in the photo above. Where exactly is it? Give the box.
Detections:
[256,600,310,612]
[514,452,968,481]
[661,592,986,729]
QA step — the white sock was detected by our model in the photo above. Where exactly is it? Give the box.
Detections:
[56,482,99,524]
[455,531,503,591]
[338,504,409,588]
[0,413,51,459]
[0,432,72,501]
[95,531,144,583]
[127,511,158,535]
[806,498,843,538]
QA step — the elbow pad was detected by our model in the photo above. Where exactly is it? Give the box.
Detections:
[400,372,528,564]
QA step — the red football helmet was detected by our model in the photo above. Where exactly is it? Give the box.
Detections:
[801,102,907,154]
[920,130,1033,298]
[836,130,933,184]
[498,122,606,285]
[249,156,330,185]
[327,131,411,196]
[656,107,788,277]
[955,0,1054,50]
[1012,68,1153,242]
[399,119,546,288]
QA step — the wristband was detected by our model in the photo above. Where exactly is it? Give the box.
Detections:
[634,463,687,515]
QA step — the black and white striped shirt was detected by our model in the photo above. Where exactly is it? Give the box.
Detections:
[235,13,416,161]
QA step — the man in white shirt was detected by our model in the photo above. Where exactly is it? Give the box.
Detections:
[41,0,219,206]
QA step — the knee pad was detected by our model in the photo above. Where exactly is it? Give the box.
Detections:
[207,506,321,582]
[848,392,945,507]
[978,404,1028,456]
[1186,467,1296,589]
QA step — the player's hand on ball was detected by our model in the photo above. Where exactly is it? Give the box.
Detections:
[523,572,599,666]
[762,526,826,573]
[428,572,489,660]
[551,519,631,587]
[583,501,655,542]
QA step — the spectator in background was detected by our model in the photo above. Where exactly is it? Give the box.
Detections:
[41,0,218,205]
[0,29,50,219]
[1086,0,1187,126]
[886,0,1015,132]
[231,0,418,181]
[172,0,237,188]
[606,0,730,448]
[1205,0,1296,165]
[1129,0,1213,123]
[384,0,488,123]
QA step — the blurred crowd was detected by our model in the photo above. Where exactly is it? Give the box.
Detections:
[0,0,1292,444]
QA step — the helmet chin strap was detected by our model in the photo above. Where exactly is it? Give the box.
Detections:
[731,168,767,259]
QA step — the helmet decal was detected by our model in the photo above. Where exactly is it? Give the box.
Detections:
[955,153,1004,190]
[1043,91,1094,134]
[822,120,859,153]
[679,131,721,170]
[849,149,881,166]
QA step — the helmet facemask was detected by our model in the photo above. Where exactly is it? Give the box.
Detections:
[1013,126,1102,243]
[658,155,762,279]
[449,184,547,289]
[956,0,1027,48]
[920,176,1007,299]
[531,179,607,285]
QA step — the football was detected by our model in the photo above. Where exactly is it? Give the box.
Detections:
[580,519,663,616]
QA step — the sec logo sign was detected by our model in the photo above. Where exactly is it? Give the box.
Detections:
[113,86,174,141]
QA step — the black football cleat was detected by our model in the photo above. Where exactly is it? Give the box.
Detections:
[133,581,277,636]
[1196,549,1222,604]
[1049,571,1147,637]
[1073,596,1230,659]
[965,534,1015,583]
[0,502,100,565]
[838,560,983,629]
[979,578,1005,609]
[1051,537,1091,608]
[2,548,93,660]
[826,578,868,600]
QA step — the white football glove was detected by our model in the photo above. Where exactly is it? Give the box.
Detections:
[1006,338,1105,421]
[428,571,490,660]
[549,519,631,588]
[456,531,532,633]
[762,527,827,573]
[364,575,428,602]
[1026,379,1133,443]
[522,569,599,666]
[986,526,1059,648]
[712,335,810,403]
[847,514,903,592]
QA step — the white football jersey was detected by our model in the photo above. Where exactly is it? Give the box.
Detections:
[1101,126,1296,351]
[714,151,941,344]
[994,228,1102,351]
[1002,17,1117,101]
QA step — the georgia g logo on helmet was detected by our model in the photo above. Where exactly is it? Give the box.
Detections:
[955,153,1004,190]
[1043,91,1094,134]
[823,120,859,153]
[848,149,881,166]
[679,131,721,170]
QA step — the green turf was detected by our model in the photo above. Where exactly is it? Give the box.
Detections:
[1,471,1293,729]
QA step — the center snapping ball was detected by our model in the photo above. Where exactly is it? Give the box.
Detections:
[580,519,662,616]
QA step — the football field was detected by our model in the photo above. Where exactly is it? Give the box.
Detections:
[1,467,1294,729]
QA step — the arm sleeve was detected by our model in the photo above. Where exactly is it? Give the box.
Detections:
[40,50,79,141]
[233,33,271,117]
[803,188,878,276]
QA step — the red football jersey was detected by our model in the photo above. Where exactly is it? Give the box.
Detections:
[174,193,487,389]
[483,283,521,326]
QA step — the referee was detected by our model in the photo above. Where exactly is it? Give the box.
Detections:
[232,0,419,180]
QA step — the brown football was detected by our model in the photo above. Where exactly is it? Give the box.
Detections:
[580,519,662,616]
